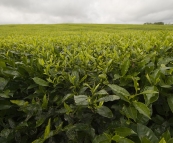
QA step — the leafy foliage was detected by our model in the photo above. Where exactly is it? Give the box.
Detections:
[0,24,173,142]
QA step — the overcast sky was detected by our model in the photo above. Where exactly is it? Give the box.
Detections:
[0,0,173,24]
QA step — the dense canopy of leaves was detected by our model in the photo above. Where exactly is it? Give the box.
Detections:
[0,24,173,143]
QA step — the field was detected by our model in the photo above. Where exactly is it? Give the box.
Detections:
[0,24,173,143]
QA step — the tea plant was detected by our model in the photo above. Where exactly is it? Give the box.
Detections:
[0,24,173,143]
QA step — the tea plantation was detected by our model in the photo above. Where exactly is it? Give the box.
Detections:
[0,24,173,143]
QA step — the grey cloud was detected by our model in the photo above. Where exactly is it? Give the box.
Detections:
[0,0,173,24]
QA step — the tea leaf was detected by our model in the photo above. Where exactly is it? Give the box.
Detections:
[137,123,159,143]
[42,94,48,110]
[97,95,120,102]
[0,77,8,91]
[33,77,49,86]
[120,58,130,76]
[115,127,136,137]
[44,119,51,139]
[133,101,151,119]
[10,100,28,106]
[108,84,130,102]
[96,106,113,118]
[74,95,88,106]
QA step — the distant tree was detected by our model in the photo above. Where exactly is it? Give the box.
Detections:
[144,22,164,25]
[144,22,153,25]
[154,22,164,25]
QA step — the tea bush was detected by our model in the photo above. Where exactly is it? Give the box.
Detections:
[0,24,173,143]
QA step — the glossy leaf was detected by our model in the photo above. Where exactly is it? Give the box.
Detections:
[74,95,88,106]
[137,123,159,143]
[112,135,123,142]
[115,127,136,137]
[95,89,108,95]
[32,77,49,86]
[133,101,151,119]
[108,84,130,102]
[142,86,159,105]
[96,106,113,118]
[122,106,137,121]
[97,95,120,102]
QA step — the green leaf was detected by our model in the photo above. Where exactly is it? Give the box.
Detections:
[113,74,121,80]
[159,138,166,143]
[0,77,8,91]
[32,77,49,86]
[96,106,113,118]
[42,94,48,109]
[167,96,173,113]
[61,93,73,103]
[71,70,79,85]
[133,101,151,119]
[161,130,171,142]
[108,84,130,102]
[132,77,139,93]
[97,95,120,102]
[38,58,45,66]
[95,89,108,95]
[137,113,150,124]
[141,137,152,143]
[112,135,123,142]
[137,123,159,143]
[142,86,159,106]
[64,102,72,114]
[0,93,10,98]
[3,70,20,77]
[120,58,130,76]
[140,90,158,95]
[119,138,135,143]
[122,106,137,121]
[44,119,51,140]
[146,74,152,84]
[10,100,28,106]
[74,95,88,106]
[0,61,6,68]
[93,134,111,143]
[115,127,136,137]
[36,118,46,128]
